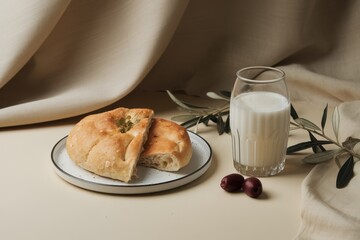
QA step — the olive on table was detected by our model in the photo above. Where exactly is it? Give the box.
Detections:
[220,173,244,192]
[243,177,263,198]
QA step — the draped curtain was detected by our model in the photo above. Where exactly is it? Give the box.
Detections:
[1,0,359,127]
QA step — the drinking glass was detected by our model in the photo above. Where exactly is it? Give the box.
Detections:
[230,66,290,177]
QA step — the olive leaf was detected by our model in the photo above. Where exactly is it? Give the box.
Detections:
[332,106,340,143]
[302,149,340,164]
[202,114,216,126]
[335,154,342,168]
[216,114,225,135]
[336,155,354,189]
[308,131,326,153]
[166,90,210,111]
[196,116,204,132]
[290,104,299,120]
[171,114,198,122]
[224,114,231,134]
[287,140,333,154]
[295,118,321,131]
[334,151,350,168]
[220,90,231,98]
[342,137,360,150]
[209,114,218,124]
[180,116,202,128]
[167,90,230,132]
[180,113,221,129]
[321,104,328,132]
[206,92,230,101]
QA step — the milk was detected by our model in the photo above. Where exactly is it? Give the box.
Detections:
[230,91,290,174]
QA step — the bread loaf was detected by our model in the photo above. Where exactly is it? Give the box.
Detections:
[66,108,154,183]
[139,118,192,171]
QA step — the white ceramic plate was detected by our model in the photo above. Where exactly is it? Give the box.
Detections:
[51,131,212,194]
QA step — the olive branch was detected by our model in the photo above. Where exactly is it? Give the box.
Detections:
[288,104,360,189]
[166,90,231,135]
[167,90,360,188]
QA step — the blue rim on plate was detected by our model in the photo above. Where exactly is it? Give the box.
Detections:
[51,131,212,194]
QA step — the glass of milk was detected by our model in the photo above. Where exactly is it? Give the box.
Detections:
[230,66,290,177]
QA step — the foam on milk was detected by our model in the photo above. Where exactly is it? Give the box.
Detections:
[230,91,290,170]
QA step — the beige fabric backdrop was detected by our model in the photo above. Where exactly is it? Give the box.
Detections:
[1,0,360,127]
[1,0,360,239]
[0,0,189,126]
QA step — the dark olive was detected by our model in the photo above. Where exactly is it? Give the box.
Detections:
[243,177,263,198]
[220,173,244,192]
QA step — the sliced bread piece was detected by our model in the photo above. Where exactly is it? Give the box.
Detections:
[139,118,192,171]
[66,107,154,183]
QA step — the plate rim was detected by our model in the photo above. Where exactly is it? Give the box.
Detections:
[51,131,212,194]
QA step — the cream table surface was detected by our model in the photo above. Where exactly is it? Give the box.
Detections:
[0,90,323,240]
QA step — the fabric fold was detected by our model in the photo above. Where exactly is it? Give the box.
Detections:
[0,0,189,127]
[295,101,360,240]
[0,0,71,89]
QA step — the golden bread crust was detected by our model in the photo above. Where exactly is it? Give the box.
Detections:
[139,118,192,171]
[66,108,154,182]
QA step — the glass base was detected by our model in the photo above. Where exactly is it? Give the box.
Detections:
[233,160,285,177]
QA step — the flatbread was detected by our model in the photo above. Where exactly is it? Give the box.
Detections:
[139,118,192,171]
[66,107,154,183]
